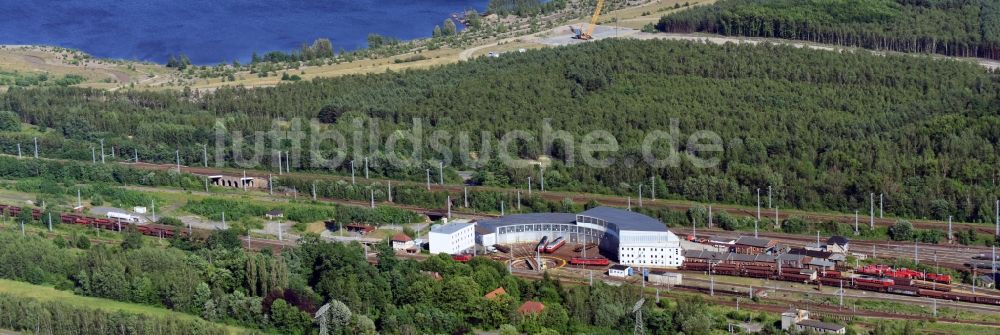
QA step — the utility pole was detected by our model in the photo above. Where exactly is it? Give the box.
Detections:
[767,185,772,208]
[650,176,655,200]
[447,196,452,218]
[277,220,283,241]
[134,149,139,163]
[539,167,546,192]
[879,193,884,218]
[774,206,779,228]
[854,210,859,235]
[33,137,38,158]
[350,160,355,184]
[17,143,22,158]
[692,214,696,239]
[638,184,643,208]
[203,144,208,167]
[47,213,52,232]
[839,280,844,307]
[175,150,181,173]
[77,189,82,208]
[90,147,95,163]
[948,215,953,243]
[387,181,392,202]
[100,139,105,163]
[517,191,521,210]
[439,161,444,185]
[870,193,875,229]
[277,151,283,175]
[528,177,532,195]
[268,174,273,195]
[708,205,712,228]
[425,169,431,190]
[464,187,469,207]
[285,151,291,172]
[500,201,505,216]
[205,177,209,192]
[364,156,369,179]
[756,188,761,221]
[370,189,375,209]
[627,197,632,211]
[242,170,248,191]
[312,181,317,201]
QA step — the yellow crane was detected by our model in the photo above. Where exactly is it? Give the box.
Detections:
[573,0,606,40]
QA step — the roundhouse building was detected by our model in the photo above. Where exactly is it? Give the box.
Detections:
[476,206,684,268]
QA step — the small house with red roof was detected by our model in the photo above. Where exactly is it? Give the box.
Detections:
[517,301,545,315]
[391,232,414,250]
[484,287,507,300]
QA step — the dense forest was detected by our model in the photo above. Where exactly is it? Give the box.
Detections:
[1,39,999,222]
[657,0,1000,60]
[487,0,568,16]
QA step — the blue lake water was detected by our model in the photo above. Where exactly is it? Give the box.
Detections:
[0,0,488,64]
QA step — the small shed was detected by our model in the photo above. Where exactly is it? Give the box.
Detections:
[265,209,284,220]
[608,265,633,278]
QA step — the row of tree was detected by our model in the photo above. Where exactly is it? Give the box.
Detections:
[658,0,1000,60]
[0,293,227,335]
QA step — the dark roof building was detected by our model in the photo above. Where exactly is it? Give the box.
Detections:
[827,236,850,246]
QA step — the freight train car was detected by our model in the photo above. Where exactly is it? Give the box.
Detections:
[570,257,609,266]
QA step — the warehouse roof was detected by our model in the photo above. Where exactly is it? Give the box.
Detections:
[735,236,776,248]
[476,213,577,228]
[579,206,666,232]
[431,222,474,235]
[474,208,670,233]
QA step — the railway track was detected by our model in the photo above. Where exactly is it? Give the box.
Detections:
[123,161,995,234]
[674,227,988,271]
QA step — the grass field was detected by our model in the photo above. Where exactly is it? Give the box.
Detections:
[0,279,251,334]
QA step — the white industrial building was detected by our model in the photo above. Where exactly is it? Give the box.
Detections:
[475,206,684,268]
[429,219,476,255]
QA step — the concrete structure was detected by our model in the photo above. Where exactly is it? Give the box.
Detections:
[208,175,265,189]
[608,264,633,277]
[781,309,846,334]
[647,271,682,285]
[475,207,684,268]
[429,220,475,254]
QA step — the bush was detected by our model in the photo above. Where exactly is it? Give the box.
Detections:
[0,111,19,131]
[888,221,913,241]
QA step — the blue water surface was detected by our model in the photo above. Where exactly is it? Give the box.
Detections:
[0,0,487,64]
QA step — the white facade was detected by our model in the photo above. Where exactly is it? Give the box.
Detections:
[617,230,684,268]
[107,211,140,223]
[429,221,476,254]
[392,240,415,250]
[609,266,633,277]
